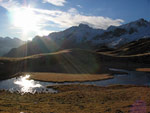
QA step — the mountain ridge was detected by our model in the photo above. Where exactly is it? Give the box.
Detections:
[4,18,150,57]
[0,37,25,56]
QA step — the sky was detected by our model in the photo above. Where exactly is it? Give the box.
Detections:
[0,0,150,40]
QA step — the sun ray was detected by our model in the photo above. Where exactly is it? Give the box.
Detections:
[10,6,40,35]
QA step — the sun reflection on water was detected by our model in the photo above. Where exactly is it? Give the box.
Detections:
[14,75,42,94]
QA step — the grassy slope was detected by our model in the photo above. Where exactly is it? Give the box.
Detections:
[0,85,150,113]
[0,48,150,80]
[136,68,150,72]
[0,49,104,80]
[108,38,150,56]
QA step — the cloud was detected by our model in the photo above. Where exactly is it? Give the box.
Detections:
[0,0,50,39]
[68,8,78,15]
[37,29,54,36]
[32,8,124,29]
[0,0,124,37]
[0,0,20,9]
[43,0,66,6]
[77,5,82,8]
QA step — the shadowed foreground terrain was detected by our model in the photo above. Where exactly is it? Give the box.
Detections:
[0,84,150,113]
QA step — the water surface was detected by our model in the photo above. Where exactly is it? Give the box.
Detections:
[0,69,150,94]
[0,75,57,94]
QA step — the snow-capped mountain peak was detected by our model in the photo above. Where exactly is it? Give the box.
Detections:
[48,23,104,43]
[4,18,150,57]
[42,19,150,48]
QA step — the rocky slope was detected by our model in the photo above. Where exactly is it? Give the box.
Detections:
[4,18,150,57]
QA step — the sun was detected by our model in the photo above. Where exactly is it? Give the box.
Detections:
[11,7,39,33]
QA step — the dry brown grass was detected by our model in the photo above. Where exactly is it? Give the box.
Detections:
[28,72,113,82]
[136,68,150,72]
[0,85,150,113]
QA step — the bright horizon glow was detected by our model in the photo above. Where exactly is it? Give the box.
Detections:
[11,6,40,34]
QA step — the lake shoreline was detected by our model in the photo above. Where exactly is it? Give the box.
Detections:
[29,72,114,83]
[0,68,128,82]
[0,71,115,82]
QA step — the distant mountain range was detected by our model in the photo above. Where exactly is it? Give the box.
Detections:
[3,18,150,57]
[0,37,25,56]
[48,18,150,48]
